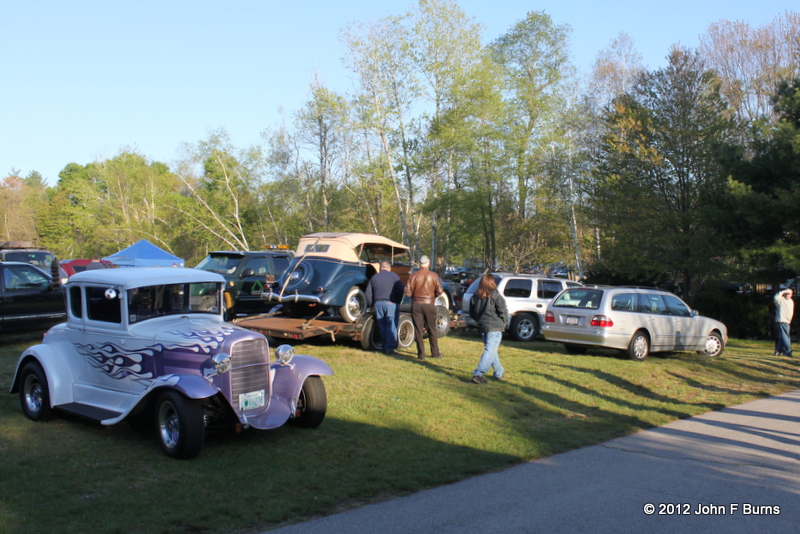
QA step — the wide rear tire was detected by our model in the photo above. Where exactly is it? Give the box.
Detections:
[19,362,54,421]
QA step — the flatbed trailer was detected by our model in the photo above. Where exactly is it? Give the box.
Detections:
[234,311,416,351]
[234,305,452,351]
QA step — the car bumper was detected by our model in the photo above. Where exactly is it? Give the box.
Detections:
[262,289,322,304]
[542,325,632,351]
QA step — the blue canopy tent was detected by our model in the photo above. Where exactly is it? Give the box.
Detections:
[103,239,185,268]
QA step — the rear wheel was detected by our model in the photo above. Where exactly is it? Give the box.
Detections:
[155,391,205,459]
[435,305,451,338]
[510,313,538,341]
[19,362,54,421]
[290,376,327,428]
[626,330,650,361]
[340,286,367,323]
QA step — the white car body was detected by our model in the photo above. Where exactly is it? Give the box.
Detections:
[10,267,332,458]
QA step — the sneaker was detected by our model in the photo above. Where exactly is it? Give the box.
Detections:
[471,374,487,384]
[494,374,505,381]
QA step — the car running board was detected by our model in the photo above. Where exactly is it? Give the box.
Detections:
[56,403,123,423]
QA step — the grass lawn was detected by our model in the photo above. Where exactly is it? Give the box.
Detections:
[1,328,799,533]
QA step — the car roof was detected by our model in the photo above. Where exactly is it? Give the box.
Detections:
[0,261,52,277]
[296,233,409,262]
[68,267,224,289]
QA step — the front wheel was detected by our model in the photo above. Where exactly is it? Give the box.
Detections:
[340,287,367,323]
[510,313,538,341]
[155,391,205,459]
[290,376,327,428]
[702,331,724,358]
[19,362,54,421]
[626,330,650,361]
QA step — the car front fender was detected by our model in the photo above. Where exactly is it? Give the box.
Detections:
[10,345,76,408]
[271,355,333,402]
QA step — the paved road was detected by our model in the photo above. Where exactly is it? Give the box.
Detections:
[266,389,800,533]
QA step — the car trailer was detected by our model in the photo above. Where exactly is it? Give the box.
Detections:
[235,310,416,351]
[235,305,452,351]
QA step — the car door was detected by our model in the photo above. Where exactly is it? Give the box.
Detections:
[664,294,701,349]
[0,263,65,330]
[636,292,675,351]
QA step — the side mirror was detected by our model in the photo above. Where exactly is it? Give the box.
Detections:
[241,268,255,278]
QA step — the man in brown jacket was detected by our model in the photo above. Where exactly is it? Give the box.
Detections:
[404,255,443,359]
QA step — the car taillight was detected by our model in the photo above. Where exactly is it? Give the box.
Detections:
[591,315,613,327]
[545,311,554,323]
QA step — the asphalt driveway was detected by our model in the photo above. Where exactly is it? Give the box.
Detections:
[266,389,800,533]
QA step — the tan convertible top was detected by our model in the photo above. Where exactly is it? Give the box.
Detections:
[295,233,409,264]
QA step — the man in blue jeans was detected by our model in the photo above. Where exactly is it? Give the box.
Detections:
[366,261,404,355]
[774,288,794,357]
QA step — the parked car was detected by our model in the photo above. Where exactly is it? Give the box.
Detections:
[59,259,115,277]
[9,267,332,458]
[1,261,66,331]
[460,273,582,341]
[0,241,57,269]
[542,286,727,361]
[266,233,454,323]
[195,248,294,320]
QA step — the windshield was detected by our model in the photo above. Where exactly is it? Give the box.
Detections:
[551,288,603,309]
[4,251,55,268]
[128,282,220,323]
[195,254,243,274]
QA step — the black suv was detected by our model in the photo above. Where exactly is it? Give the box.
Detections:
[195,249,294,320]
[0,241,57,270]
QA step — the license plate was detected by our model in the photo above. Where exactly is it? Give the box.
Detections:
[566,316,580,325]
[239,390,265,411]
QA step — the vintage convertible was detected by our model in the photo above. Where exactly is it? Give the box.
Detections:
[10,267,332,459]
[265,232,454,323]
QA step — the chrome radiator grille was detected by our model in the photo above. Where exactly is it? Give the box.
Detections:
[230,338,269,411]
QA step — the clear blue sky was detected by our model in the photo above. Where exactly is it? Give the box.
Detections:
[1,0,795,185]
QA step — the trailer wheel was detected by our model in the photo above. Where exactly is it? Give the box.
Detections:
[360,315,383,351]
[397,314,415,349]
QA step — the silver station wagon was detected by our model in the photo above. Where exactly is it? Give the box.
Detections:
[542,286,727,361]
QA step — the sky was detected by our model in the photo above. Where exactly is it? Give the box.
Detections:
[1,0,796,185]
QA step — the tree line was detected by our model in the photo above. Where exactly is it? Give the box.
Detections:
[3,2,799,303]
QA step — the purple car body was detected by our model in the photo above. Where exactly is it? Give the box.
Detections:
[10,267,332,458]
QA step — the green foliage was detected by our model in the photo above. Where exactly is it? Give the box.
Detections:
[591,48,739,296]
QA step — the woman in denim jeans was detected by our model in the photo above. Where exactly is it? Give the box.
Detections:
[469,273,508,384]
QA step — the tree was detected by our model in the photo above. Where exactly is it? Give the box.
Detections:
[591,47,738,298]
[699,11,800,124]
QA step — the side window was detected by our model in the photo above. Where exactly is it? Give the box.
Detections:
[86,286,122,323]
[537,281,562,299]
[2,264,49,292]
[664,294,691,317]
[503,279,532,298]
[69,286,83,318]
[638,293,668,314]
[610,293,636,312]
[243,257,271,276]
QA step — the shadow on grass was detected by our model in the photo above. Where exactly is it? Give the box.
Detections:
[0,413,519,534]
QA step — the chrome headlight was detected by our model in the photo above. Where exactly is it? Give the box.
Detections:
[212,353,231,374]
[275,344,295,365]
